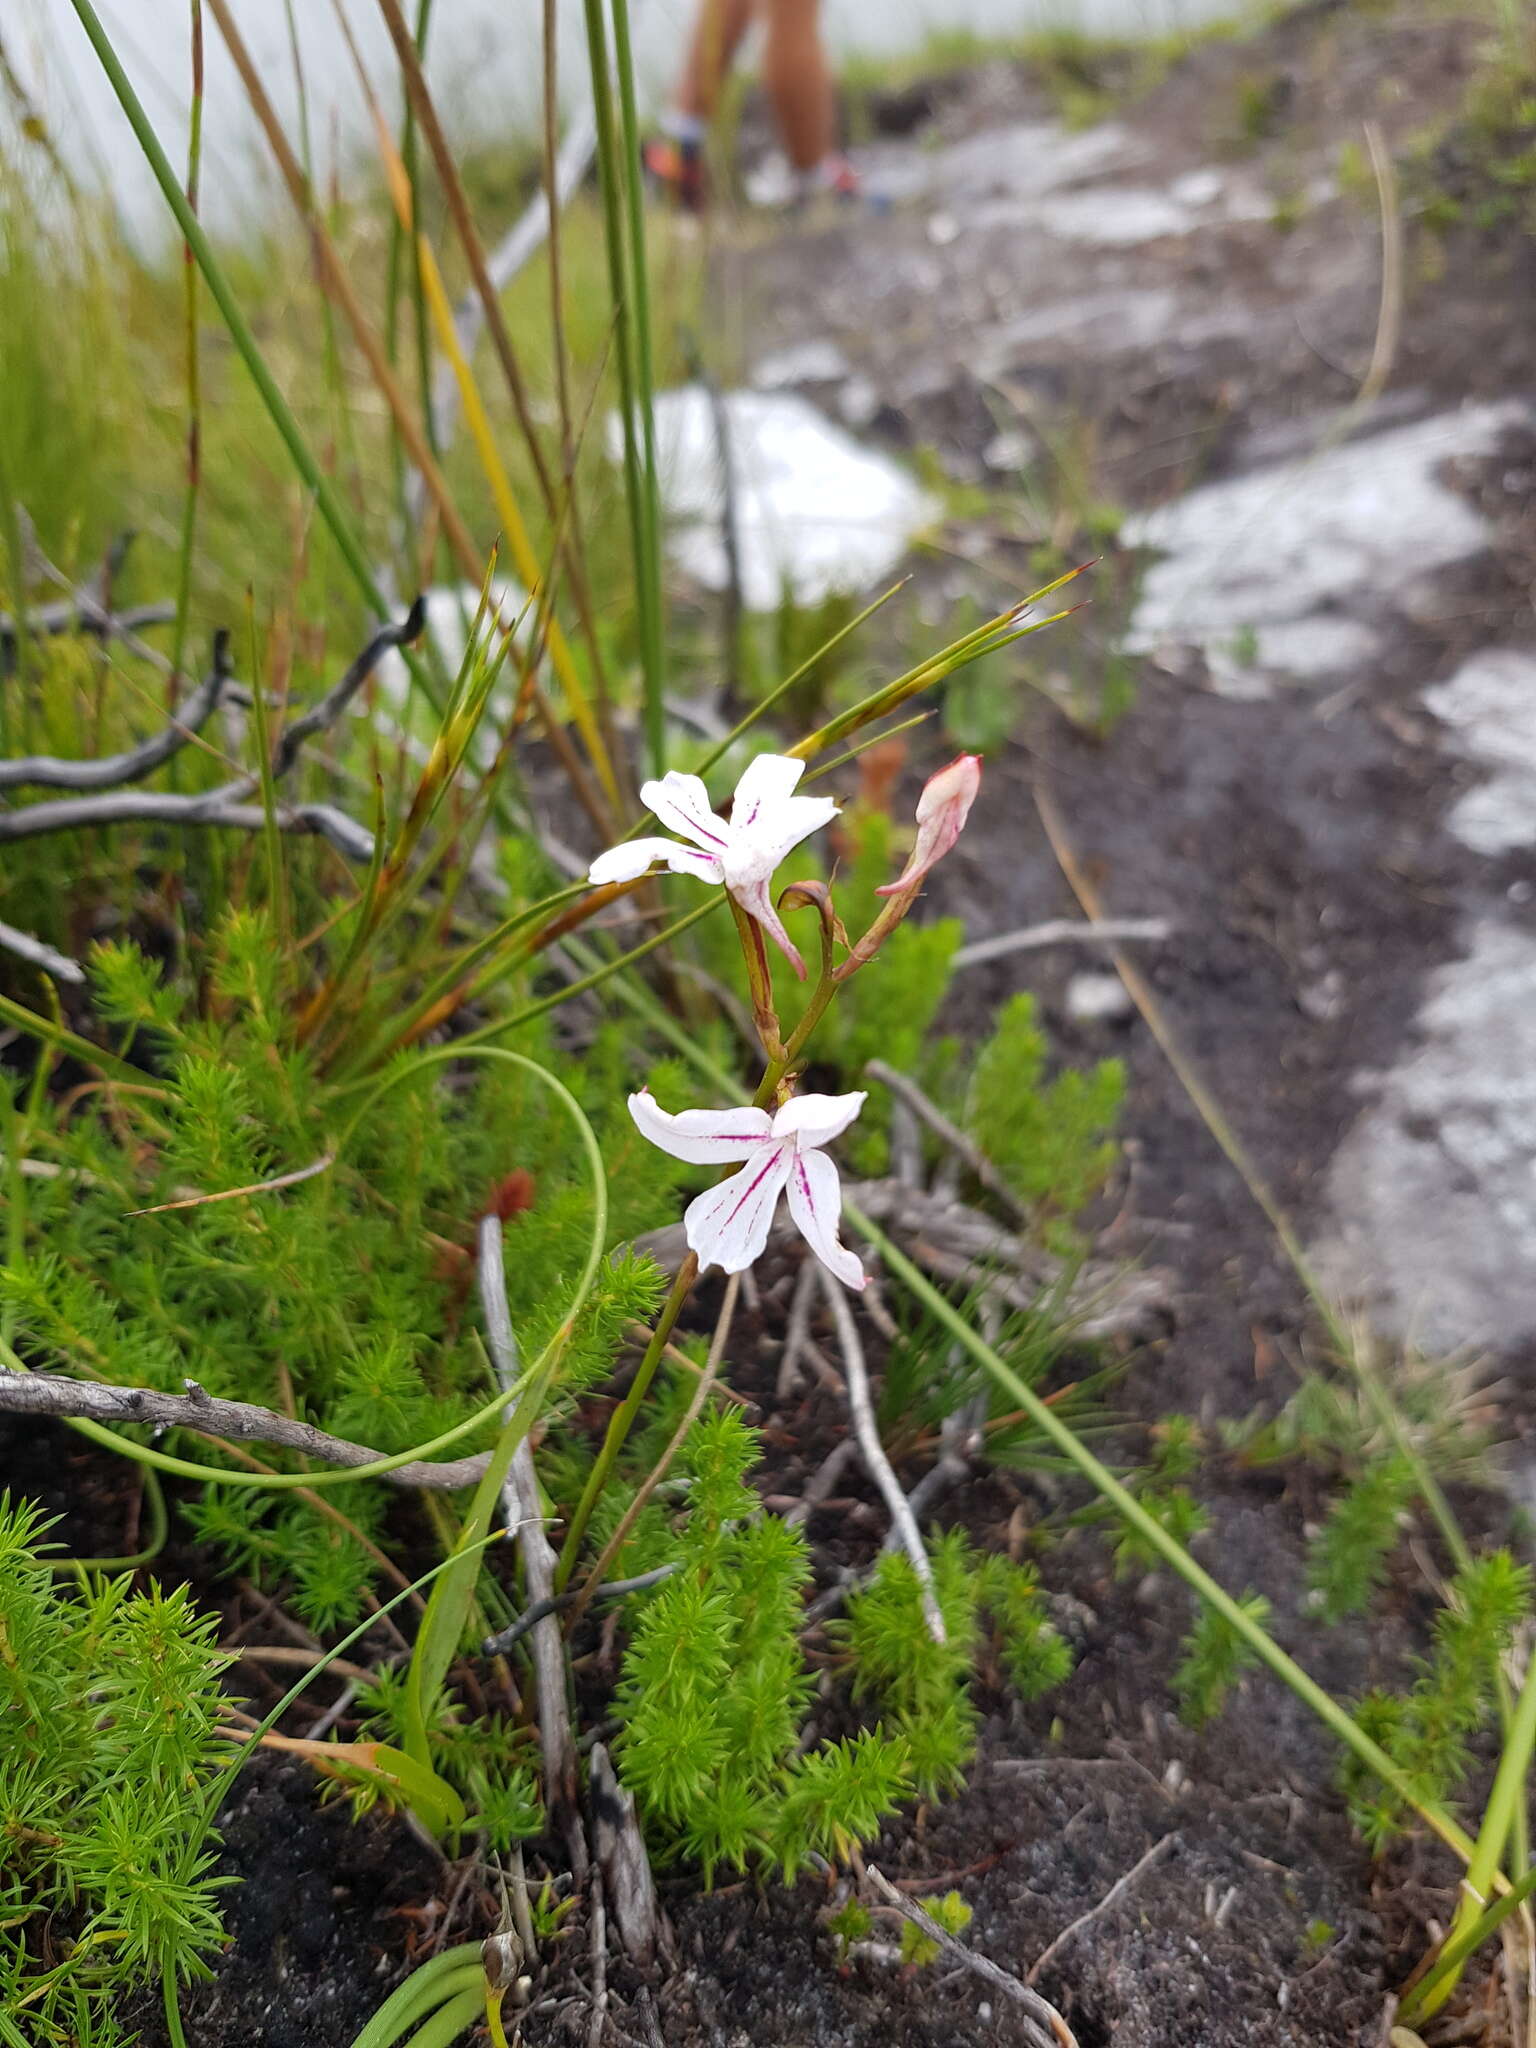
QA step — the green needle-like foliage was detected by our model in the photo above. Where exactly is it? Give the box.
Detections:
[3,917,681,1635]
[1342,1551,1532,1847]
[840,1529,1074,1799]
[966,993,1123,1244]
[0,1497,233,2040]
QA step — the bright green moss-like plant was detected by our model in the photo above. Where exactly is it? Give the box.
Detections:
[0,1497,233,2044]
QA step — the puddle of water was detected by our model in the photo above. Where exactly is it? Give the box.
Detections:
[633,387,939,611]
[1121,402,1534,681]
[1319,920,1536,1351]
[1423,648,1536,857]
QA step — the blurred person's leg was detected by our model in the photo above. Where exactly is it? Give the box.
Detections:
[645,0,752,208]
[760,0,832,171]
[762,0,859,196]
[677,0,754,124]
[647,0,858,208]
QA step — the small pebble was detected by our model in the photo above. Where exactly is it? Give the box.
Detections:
[1065,971,1134,1024]
[837,376,881,429]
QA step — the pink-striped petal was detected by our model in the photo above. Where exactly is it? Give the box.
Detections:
[726,792,840,882]
[639,771,732,854]
[627,1090,773,1165]
[728,873,806,980]
[730,753,805,832]
[589,837,722,886]
[771,1090,867,1152]
[683,1142,793,1274]
[875,754,982,897]
[784,1147,865,1291]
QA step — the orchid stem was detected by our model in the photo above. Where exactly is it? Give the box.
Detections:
[554,1254,698,1591]
[729,896,787,1062]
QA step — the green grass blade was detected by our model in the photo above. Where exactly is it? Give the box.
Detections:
[66,0,406,641]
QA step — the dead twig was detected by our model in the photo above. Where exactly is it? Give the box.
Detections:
[776,1255,820,1403]
[480,1565,681,1657]
[782,1438,857,1529]
[864,1867,1077,2048]
[479,1213,587,1876]
[951,917,1170,970]
[234,1644,376,1686]
[1358,120,1403,414]
[637,1180,1171,1343]
[0,789,375,860]
[0,1369,494,1490]
[0,633,232,791]
[587,1865,609,2048]
[0,596,176,650]
[128,1153,335,1216]
[819,1267,946,1645]
[1026,1832,1180,1986]
[633,1986,666,2048]
[0,919,86,985]
[866,1057,1027,1224]
[0,604,422,862]
[590,1740,663,1969]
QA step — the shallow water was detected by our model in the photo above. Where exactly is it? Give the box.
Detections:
[15,0,1237,242]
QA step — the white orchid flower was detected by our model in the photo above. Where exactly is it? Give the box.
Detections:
[629,1087,867,1290]
[587,754,837,977]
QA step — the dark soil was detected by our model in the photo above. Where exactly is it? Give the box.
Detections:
[10,3,1536,2045]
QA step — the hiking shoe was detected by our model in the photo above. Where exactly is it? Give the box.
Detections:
[816,153,863,201]
[643,135,706,213]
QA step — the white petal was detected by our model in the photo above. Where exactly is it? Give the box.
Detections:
[772,1090,867,1151]
[628,1091,773,1164]
[725,794,840,885]
[729,874,806,980]
[730,753,805,832]
[639,771,732,854]
[589,837,721,886]
[784,1147,866,1290]
[683,1142,792,1275]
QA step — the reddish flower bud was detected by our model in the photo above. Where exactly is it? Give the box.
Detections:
[875,754,982,897]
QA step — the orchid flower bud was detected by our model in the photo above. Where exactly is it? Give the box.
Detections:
[875,754,982,898]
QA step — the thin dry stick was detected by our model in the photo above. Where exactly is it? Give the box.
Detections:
[128,1152,335,1215]
[1358,120,1404,413]
[818,1268,946,1645]
[481,1563,679,1657]
[1026,1832,1179,1986]
[0,607,421,858]
[782,1438,856,1530]
[866,1057,1027,1224]
[478,1213,586,1876]
[0,1371,493,1490]
[951,917,1171,970]
[234,1644,376,1686]
[587,1865,608,2048]
[571,1274,743,1622]
[864,1867,1076,2048]
[0,920,86,985]
[0,634,231,790]
[0,788,373,860]
[776,1255,820,1402]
